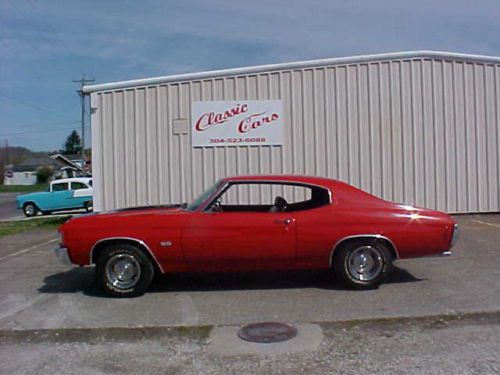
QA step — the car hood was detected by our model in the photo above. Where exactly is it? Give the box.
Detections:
[16,192,47,201]
[60,204,189,231]
[80,204,186,219]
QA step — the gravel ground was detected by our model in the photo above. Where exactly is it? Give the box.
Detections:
[1,312,499,375]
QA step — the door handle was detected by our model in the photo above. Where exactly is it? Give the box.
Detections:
[275,218,293,225]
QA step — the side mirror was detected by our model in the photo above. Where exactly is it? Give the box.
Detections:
[211,200,222,213]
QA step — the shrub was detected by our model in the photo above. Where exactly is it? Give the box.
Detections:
[37,166,54,184]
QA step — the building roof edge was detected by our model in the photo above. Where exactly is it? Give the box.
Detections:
[83,50,500,93]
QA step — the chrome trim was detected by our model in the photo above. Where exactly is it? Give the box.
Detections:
[450,223,459,248]
[201,179,333,212]
[89,237,165,273]
[417,250,453,258]
[54,246,72,266]
[329,234,399,267]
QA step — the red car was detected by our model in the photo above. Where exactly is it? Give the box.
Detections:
[56,175,458,297]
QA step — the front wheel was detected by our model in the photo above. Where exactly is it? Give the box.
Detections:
[96,243,154,297]
[334,240,392,290]
[23,202,38,217]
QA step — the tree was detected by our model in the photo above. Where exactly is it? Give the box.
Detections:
[36,166,54,184]
[61,130,82,155]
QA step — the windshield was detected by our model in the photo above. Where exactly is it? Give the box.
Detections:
[185,180,223,211]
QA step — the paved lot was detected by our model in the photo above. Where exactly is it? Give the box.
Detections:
[1,313,499,374]
[0,214,499,331]
[0,193,23,221]
[0,214,499,374]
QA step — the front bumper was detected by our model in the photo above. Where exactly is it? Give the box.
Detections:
[54,246,72,266]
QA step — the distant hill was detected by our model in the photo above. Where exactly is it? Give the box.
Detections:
[0,146,44,166]
[0,146,56,183]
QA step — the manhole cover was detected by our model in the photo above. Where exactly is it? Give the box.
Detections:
[237,322,298,343]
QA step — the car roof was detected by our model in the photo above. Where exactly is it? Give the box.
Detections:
[51,177,92,184]
[223,175,339,189]
[222,175,384,203]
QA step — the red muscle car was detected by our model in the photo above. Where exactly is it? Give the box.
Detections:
[55,175,458,297]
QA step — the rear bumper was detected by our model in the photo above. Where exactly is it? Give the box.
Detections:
[54,246,72,265]
[450,223,459,248]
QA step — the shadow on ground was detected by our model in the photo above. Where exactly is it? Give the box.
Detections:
[38,266,422,297]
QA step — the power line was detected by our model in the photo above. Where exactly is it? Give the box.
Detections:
[0,119,79,130]
[0,93,74,119]
[0,123,80,137]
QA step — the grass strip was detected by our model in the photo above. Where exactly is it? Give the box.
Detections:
[0,216,70,237]
[0,184,48,193]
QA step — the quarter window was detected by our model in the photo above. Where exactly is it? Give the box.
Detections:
[71,182,88,190]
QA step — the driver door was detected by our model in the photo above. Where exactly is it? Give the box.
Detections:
[182,182,297,272]
[49,182,73,210]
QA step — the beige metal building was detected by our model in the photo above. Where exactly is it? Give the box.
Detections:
[83,51,500,214]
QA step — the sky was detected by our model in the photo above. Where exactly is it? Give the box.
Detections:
[1,0,500,151]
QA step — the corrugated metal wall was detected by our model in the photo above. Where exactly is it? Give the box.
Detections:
[90,57,500,213]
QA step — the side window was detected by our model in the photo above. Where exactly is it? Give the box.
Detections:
[88,180,93,187]
[71,182,88,190]
[220,184,310,206]
[52,182,69,192]
[216,183,330,212]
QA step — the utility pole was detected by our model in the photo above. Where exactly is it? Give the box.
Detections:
[5,139,8,165]
[72,75,94,163]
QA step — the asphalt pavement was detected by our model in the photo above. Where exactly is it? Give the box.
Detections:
[0,214,499,330]
[1,312,499,374]
[0,193,23,221]
[0,214,499,373]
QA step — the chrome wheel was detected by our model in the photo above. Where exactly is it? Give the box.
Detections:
[24,203,37,217]
[347,245,383,282]
[105,254,141,290]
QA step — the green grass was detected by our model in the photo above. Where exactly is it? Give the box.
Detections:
[0,216,70,238]
[0,184,48,193]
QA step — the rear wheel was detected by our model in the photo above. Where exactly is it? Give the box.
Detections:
[84,200,93,212]
[23,202,38,217]
[334,240,392,290]
[96,243,154,297]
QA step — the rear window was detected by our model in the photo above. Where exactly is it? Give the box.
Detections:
[71,182,88,190]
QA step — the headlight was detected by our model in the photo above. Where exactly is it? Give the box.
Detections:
[450,223,459,247]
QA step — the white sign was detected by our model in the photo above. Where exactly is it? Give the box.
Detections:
[191,100,283,147]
